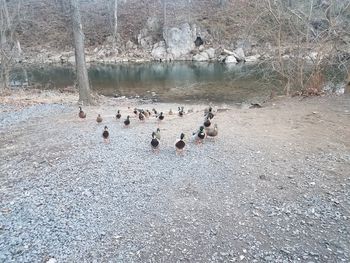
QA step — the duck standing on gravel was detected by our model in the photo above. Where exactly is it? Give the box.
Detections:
[175,133,186,155]
[139,112,145,122]
[151,132,160,152]
[78,106,86,119]
[178,106,184,117]
[206,124,218,139]
[116,110,121,120]
[96,114,103,123]
[152,108,158,115]
[158,112,164,121]
[102,126,109,143]
[203,117,211,128]
[205,106,214,119]
[124,116,130,127]
[133,108,138,116]
[143,110,149,118]
[194,126,206,144]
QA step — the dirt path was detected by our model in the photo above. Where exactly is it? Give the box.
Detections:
[0,92,349,262]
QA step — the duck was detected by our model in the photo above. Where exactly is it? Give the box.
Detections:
[178,106,184,117]
[116,110,121,119]
[139,112,145,121]
[146,109,152,117]
[158,112,164,121]
[151,132,160,152]
[206,124,218,138]
[155,128,161,140]
[169,109,173,115]
[194,126,206,144]
[175,133,186,154]
[152,108,158,115]
[78,106,86,119]
[143,110,149,118]
[124,115,130,127]
[203,117,211,128]
[102,126,109,143]
[96,114,103,123]
[205,106,214,119]
[133,108,138,116]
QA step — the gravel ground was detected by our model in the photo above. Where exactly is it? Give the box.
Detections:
[0,94,349,262]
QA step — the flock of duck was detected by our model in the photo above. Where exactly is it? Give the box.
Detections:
[78,106,218,154]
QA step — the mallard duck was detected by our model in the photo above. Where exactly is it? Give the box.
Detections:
[194,126,206,144]
[78,106,86,119]
[206,124,218,138]
[178,106,184,117]
[124,115,130,127]
[205,106,214,119]
[133,108,138,115]
[152,108,158,115]
[146,109,152,117]
[158,112,164,121]
[96,114,103,123]
[155,128,161,140]
[139,112,145,121]
[151,132,160,152]
[203,117,211,128]
[169,109,173,115]
[175,133,186,154]
[143,110,149,118]
[116,110,121,119]
[102,126,109,143]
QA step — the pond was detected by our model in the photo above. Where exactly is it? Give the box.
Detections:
[11,62,281,103]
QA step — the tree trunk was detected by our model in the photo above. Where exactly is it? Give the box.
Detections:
[71,0,91,104]
[112,0,118,50]
[163,0,167,29]
[346,71,350,94]
[219,0,226,7]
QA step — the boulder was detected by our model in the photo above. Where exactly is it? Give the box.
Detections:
[139,36,153,49]
[193,51,209,61]
[205,48,216,59]
[223,49,234,55]
[233,47,245,62]
[126,40,136,50]
[225,55,238,64]
[146,17,161,33]
[245,54,261,63]
[151,41,167,60]
[163,23,196,59]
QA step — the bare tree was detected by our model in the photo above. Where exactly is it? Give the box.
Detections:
[253,0,350,95]
[162,0,167,29]
[0,0,22,90]
[112,0,118,50]
[71,0,91,104]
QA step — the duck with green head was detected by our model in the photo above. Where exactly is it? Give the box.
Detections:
[124,116,130,127]
[151,132,160,152]
[102,126,109,143]
[116,110,121,119]
[194,126,206,144]
[175,133,186,155]
[78,106,86,119]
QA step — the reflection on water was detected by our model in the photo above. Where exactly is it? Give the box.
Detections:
[11,62,278,103]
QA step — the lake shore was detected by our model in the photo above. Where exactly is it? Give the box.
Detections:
[1,90,349,262]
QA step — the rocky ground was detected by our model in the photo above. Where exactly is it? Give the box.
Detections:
[0,91,349,262]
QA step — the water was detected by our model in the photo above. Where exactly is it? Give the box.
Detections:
[11,62,279,103]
